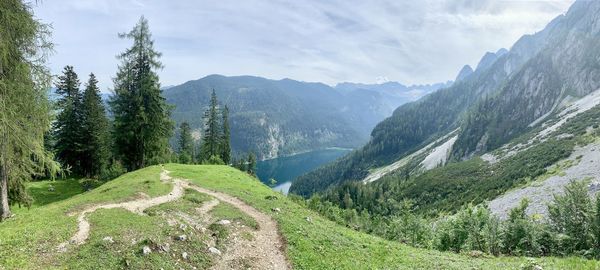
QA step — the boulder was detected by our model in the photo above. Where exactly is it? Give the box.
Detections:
[216,220,231,225]
[142,246,151,256]
[208,247,221,255]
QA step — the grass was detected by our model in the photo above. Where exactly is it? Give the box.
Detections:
[0,164,598,269]
[165,164,600,270]
[210,203,259,229]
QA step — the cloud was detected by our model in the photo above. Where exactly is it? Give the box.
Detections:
[33,0,574,92]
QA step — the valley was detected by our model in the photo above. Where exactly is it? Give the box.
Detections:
[4,0,600,269]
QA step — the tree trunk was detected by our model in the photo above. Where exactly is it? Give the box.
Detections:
[0,161,10,221]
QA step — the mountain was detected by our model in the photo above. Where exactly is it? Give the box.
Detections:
[454,65,473,82]
[290,0,600,197]
[163,75,449,160]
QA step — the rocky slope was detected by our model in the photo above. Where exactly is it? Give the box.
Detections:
[291,0,600,198]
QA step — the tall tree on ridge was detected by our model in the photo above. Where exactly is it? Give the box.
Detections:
[54,66,83,174]
[201,89,220,160]
[80,73,110,177]
[178,122,194,164]
[0,0,60,220]
[110,16,173,171]
[221,105,231,164]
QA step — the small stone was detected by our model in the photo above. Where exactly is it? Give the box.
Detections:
[176,234,187,241]
[208,247,221,255]
[216,220,231,225]
[305,216,312,223]
[182,252,188,260]
[271,207,281,213]
[142,246,151,256]
[159,243,170,253]
[102,236,114,243]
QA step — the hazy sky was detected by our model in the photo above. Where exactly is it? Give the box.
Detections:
[33,0,575,92]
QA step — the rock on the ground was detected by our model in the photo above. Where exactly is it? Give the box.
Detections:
[208,247,221,255]
[142,246,151,256]
[305,216,312,223]
[158,243,170,253]
[216,220,231,225]
[182,252,188,260]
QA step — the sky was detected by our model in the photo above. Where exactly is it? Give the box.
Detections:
[33,0,575,92]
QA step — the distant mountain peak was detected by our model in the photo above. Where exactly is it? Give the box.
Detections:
[475,52,498,72]
[454,65,474,82]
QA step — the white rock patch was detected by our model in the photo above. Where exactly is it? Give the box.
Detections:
[420,136,457,170]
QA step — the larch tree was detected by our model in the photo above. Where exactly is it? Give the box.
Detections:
[178,122,194,164]
[80,73,110,177]
[110,16,173,171]
[54,65,84,174]
[201,89,220,161]
[221,105,231,164]
[0,0,60,220]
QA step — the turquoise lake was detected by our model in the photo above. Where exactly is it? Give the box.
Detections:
[256,148,352,194]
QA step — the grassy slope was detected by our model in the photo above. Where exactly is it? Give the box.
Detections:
[0,164,597,269]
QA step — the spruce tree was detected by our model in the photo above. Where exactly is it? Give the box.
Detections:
[201,89,220,161]
[247,152,256,175]
[0,0,59,220]
[80,73,110,177]
[54,66,84,174]
[221,105,231,164]
[178,122,194,164]
[110,16,173,171]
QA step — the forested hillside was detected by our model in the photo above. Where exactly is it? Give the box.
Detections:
[164,75,449,160]
[290,0,600,197]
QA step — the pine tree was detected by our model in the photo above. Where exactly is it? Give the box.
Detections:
[54,66,84,174]
[110,16,173,171]
[178,122,194,164]
[247,152,256,175]
[201,89,220,161]
[0,0,60,220]
[221,105,231,164]
[80,73,110,178]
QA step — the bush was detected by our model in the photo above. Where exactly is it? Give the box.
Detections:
[100,160,126,181]
[203,155,225,165]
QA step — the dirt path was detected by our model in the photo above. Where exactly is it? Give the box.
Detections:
[185,183,290,270]
[58,169,290,269]
[58,171,187,250]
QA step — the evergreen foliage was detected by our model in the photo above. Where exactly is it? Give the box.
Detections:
[198,89,231,165]
[0,0,59,220]
[201,89,221,160]
[299,182,600,259]
[54,66,84,173]
[178,122,194,164]
[221,105,231,164]
[246,152,256,175]
[80,73,110,178]
[109,16,173,171]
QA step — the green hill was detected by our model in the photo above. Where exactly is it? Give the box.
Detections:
[0,165,596,269]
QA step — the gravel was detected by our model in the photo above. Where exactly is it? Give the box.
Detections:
[489,143,600,219]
